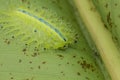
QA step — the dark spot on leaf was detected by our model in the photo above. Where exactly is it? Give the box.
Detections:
[9,73,12,75]
[59,6,62,10]
[107,12,111,23]
[114,36,118,41]
[107,12,113,28]
[44,48,46,50]
[34,47,39,51]
[63,74,65,76]
[7,41,10,44]
[67,62,69,64]
[85,77,90,80]
[57,54,64,58]
[74,40,77,43]
[61,71,63,73]
[31,53,37,57]
[34,30,37,32]
[80,60,95,71]
[92,69,95,72]
[29,61,32,64]
[58,64,61,66]
[75,34,79,39]
[118,14,120,18]
[77,61,80,64]
[30,67,33,70]
[27,6,30,9]
[42,6,48,9]
[115,3,118,6]
[38,65,40,69]
[10,77,14,79]
[73,55,76,58]
[22,48,27,52]
[72,64,74,66]
[63,45,67,48]
[86,64,91,69]
[60,71,65,76]
[90,7,96,12]
[19,59,22,63]
[12,36,14,38]
[104,23,108,29]
[81,57,84,59]
[25,43,28,46]
[105,3,108,8]
[94,51,99,56]
[0,25,3,28]
[4,39,10,44]
[26,78,29,80]
[77,72,81,76]
[42,61,46,64]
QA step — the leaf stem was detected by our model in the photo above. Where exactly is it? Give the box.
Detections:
[73,0,120,80]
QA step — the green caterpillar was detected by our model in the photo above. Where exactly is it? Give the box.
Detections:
[0,0,105,80]
[0,0,79,50]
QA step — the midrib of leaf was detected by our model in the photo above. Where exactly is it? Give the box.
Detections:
[73,0,120,80]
